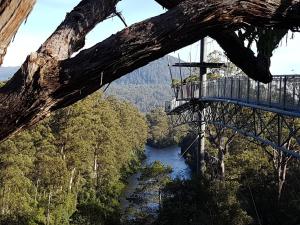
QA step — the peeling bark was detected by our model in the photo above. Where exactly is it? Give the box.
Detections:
[0,0,300,141]
[0,0,36,65]
[39,0,120,60]
[154,0,290,83]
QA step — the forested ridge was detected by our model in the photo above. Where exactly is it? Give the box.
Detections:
[0,56,187,113]
[0,91,147,225]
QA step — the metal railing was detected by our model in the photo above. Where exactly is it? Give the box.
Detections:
[165,98,187,112]
[166,75,300,116]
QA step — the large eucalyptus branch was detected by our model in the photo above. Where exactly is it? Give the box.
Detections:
[154,0,292,83]
[0,0,300,141]
[0,0,36,65]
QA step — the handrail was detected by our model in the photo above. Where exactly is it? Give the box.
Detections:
[166,75,300,116]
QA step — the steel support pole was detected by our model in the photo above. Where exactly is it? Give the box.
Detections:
[198,38,207,175]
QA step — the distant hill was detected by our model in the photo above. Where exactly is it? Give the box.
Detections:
[113,55,188,85]
[107,55,189,112]
[107,84,173,112]
[0,56,188,112]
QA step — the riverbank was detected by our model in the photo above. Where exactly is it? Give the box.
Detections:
[120,145,191,224]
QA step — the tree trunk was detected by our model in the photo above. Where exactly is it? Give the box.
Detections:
[278,161,288,201]
[272,149,290,201]
[34,179,40,203]
[0,0,36,65]
[46,190,52,225]
[0,0,299,142]
[218,148,225,180]
[69,168,76,192]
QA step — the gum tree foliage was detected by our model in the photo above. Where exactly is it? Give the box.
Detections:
[0,92,147,225]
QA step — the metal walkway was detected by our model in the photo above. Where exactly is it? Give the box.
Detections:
[167,75,300,117]
[165,74,300,159]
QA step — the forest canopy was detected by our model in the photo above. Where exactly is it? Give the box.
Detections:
[0,92,148,224]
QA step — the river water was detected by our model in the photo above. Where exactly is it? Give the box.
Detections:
[145,145,191,179]
[120,145,191,211]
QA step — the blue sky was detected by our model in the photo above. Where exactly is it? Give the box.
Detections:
[3,0,300,74]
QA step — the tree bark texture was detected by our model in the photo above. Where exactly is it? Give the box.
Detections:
[0,0,300,141]
[0,0,36,65]
[155,0,292,83]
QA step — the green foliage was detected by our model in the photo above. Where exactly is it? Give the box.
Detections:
[122,161,172,224]
[146,108,188,148]
[140,161,172,180]
[176,125,300,225]
[0,92,148,225]
[207,50,243,77]
[156,177,252,225]
[171,79,181,87]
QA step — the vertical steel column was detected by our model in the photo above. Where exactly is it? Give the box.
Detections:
[198,38,207,175]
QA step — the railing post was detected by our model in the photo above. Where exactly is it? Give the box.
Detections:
[247,77,250,103]
[279,77,282,105]
[230,77,233,99]
[257,81,260,103]
[238,76,241,99]
[224,77,227,98]
[218,79,220,98]
[207,80,210,97]
[293,76,296,108]
[268,82,271,106]
[283,76,287,109]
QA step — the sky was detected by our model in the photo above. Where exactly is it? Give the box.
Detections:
[2,0,300,74]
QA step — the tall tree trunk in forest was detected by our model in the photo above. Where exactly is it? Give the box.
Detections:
[34,179,40,203]
[207,128,235,180]
[272,147,291,201]
[278,160,288,201]
[218,147,226,180]
[46,191,52,225]
[0,0,299,141]
[69,168,76,192]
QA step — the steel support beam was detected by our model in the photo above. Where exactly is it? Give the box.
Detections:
[169,101,300,159]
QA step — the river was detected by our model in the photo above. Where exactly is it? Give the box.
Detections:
[120,145,191,215]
